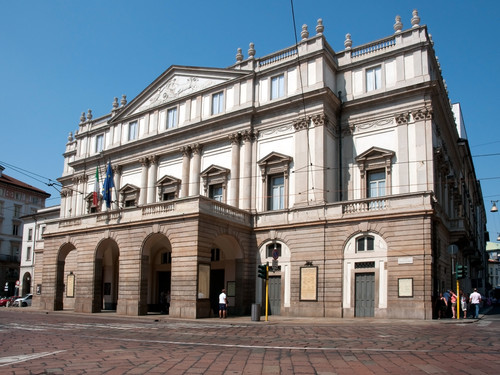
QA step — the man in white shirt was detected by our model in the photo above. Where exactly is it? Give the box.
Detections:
[219,288,227,319]
[469,288,481,319]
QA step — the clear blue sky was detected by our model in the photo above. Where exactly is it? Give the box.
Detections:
[1,1,499,235]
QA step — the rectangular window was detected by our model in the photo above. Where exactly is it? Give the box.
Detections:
[212,92,224,115]
[167,107,178,129]
[0,200,3,215]
[356,236,374,252]
[366,66,382,91]
[211,248,220,262]
[26,246,32,261]
[14,205,21,218]
[95,134,104,153]
[161,252,172,264]
[163,192,176,201]
[271,74,285,99]
[209,184,223,202]
[28,228,32,241]
[128,121,138,141]
[12,223,19,236]
[368,170,386,198]
[268,175,285,210]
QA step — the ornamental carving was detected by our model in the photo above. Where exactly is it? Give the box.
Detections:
[412,108,433,121]
[293,117,308,131]
[395,112,410,125]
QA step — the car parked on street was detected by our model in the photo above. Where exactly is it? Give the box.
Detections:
[13,294,32,307]
[0,296,20,307]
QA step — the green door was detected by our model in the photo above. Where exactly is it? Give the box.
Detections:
[355,272,375,317]
[268,276,281,315]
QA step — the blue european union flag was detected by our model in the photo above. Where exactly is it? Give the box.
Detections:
[102,162,114,208]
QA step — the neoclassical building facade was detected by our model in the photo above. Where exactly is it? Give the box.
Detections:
[36,10,486,319]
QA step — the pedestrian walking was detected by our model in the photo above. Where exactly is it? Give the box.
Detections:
[460,291,467,319]
[219,288,227,319]
[437,292,447,319]
[469,288,481,319]
[450,290,457,319]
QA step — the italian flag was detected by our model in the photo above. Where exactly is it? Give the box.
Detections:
[93,167,99,206]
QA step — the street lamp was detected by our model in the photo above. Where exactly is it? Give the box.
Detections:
[491,200,498,212]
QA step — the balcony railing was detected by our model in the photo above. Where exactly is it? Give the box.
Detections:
[342,199,387,214]
[351,36,396,58]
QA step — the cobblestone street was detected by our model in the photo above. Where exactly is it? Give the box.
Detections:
[1,307,499,374]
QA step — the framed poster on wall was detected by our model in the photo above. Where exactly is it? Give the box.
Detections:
[300,266,318,301]
[398,278,413,297]
[197,264,210,299]
[66,272,75,298]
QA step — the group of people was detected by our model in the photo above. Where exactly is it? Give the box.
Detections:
[437,288,482,319]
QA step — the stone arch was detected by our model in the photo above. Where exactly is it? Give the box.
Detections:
[21,271,32,296]
[209,233,245,316]
[93,238,120,312]
[55,242,77,310]
[342,230,388,318]
[139,232,172,315]
[256,238,292,312]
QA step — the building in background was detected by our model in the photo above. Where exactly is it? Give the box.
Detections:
[19,205,60,297]
[486,242,500,299]
[36,10,486,319]
[0,165,50,296]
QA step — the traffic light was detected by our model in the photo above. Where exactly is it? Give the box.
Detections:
[463,265,468,278]
[456,264,464,279]
[258,263,268,280]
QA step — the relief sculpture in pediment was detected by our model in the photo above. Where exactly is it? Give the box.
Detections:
[140,76,218,111]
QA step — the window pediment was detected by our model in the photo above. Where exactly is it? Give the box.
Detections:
[156,175,181,200]
[257,152,293,178]
[201,165,230,198]
[356,147,394,173]
[119,184,140,207]
[119,184,140,195]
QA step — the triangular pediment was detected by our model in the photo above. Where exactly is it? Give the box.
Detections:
[119,183,140,194]
[200,164,230,177]
[355,147,395,162]
[257,152,293,166]
[111,66,249,122]
[156,175,181,186]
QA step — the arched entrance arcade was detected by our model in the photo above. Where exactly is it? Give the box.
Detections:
[54,242,77,310]
[140,232,172,315]
[93,238,120,312]
[209,234,245,317]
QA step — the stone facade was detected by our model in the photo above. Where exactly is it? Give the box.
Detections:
[36,10,486,319]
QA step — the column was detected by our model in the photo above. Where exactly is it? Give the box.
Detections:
[180,146,191,198]
[228,133,240,207]
[71,177,79,217]
[147,155,158,204]
[80,174,88,214]
[241,131,253,210]
[293,117,309,206]
[189,143,203,196]
[113,165,122,210]
[60,190,67,218]
[139,157,149,206]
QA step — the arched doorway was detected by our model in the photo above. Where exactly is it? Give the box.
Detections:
[21,272,31,296]
[55,242,77,310]
[140,233,172,315]
[343,232,388,317]
[94,238,119,312]
[209,235,244,317]
[257,240,291,316]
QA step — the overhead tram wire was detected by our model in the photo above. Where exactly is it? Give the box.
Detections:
[289,0,318,197]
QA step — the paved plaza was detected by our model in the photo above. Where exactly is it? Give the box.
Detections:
[0,307,499,374]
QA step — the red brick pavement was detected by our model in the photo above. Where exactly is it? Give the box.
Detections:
[0,308,498,374]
